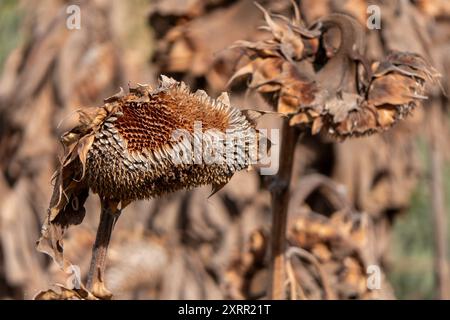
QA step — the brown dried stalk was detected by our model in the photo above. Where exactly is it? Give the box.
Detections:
[269,123,298,299]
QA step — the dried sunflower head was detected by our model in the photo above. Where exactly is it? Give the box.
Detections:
[83,76,257,202]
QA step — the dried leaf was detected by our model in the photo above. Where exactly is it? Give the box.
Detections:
[34,284,97,300]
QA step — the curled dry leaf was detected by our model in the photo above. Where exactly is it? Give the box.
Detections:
[230,2,440,140]
[34,284,97,300]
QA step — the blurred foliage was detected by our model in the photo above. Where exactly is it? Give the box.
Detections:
[389,138,450,299]
[0,0,22,72]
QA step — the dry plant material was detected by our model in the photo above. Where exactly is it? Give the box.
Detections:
[0,0,131,299]
[34,284,97,301]
[415,0,450,18]
[150,0,291,92]
[226,174,395,300]
[231,3,440,140]
[0,0,447,301]
[37,76,257,299]
[224,229,269,299]
[229,2,439,299]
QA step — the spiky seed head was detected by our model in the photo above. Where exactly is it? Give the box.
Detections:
[79,76,257,201]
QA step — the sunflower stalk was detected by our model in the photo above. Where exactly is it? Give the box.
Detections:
[269,121,299,299]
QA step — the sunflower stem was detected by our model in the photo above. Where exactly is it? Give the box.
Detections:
[86,199,119,299]
[269,121,299,299]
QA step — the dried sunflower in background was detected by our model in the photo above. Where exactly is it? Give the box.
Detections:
[228,1,441,300]
[231,3,440,140]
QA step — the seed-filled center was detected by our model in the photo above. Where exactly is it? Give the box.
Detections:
[114,89,229,153]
